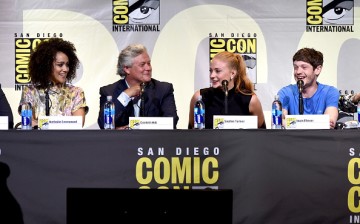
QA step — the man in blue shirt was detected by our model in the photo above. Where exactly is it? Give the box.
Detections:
[278,48,339,129]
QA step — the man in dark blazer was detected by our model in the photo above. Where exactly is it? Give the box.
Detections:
[0,84,14,129]
[98,44,178,129]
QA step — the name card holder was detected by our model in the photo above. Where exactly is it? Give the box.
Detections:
[0,116,8,130]
[129,117,173,130]
[285,114,330,129]
[213,115,258,129]
[38,116,82,130]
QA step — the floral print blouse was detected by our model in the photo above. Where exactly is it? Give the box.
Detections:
[19,83,88,121]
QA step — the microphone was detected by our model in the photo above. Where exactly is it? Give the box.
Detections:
[140,83,146,117]
[297,80,304,93]
[297,80,304,115]
[222,80,229,114]
[222,80,229,96]
[140,82,146,94]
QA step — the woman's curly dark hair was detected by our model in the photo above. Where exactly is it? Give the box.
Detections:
[28,38,79,89]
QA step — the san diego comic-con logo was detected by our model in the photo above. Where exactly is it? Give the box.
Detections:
[348,148,360,223]
[306,0,354,32]
[112,0,160,32]
[14,33,62,91]
[135,146,220,189]
[209,33,258,86]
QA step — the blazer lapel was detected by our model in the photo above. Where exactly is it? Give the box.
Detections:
[143,80,156,116]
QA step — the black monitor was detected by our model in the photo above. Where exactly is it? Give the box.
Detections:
[67,188,233,224]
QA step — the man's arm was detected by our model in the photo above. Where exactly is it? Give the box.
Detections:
[351,93,360,104]
[325,87,340,129]
[324,106,338,129]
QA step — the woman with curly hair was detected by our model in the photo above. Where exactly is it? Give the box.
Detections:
[19,38,88,127]
[188,51,266,129]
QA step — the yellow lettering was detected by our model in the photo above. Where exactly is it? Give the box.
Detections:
[209,39,226,59]
[136,157,219,186]
[348,158,360,185]
[154,157,171,184]
[113,0,129,25]
[348,186,360,213]
[172,157,192,184]
[193,157,201,183]
[15,39,31,48]
[202,157,219,184]
[210,38,257,58]
[307,15,322,25]
[306,0,323,25]
[307,0,322,7]
[136,157,153,184]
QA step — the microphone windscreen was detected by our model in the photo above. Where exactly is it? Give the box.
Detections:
[297,80,304,93]
[222,80,228,86]
[140,83,146,93]
[297,80,304,87]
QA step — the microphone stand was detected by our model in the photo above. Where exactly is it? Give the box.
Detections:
[299,93,303,115]
[297,80,304,115]
[45,89,50,116]
[222,80,228,114]
[224,91,228,115]
[140,83,145,117]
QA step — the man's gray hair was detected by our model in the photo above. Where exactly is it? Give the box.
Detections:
[117,44,147,78]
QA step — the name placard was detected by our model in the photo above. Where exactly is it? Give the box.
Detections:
[213,115,258,129]
[38,116,82,130]
[0,116,8,130]
[129,117,173,130]
[285,114,330,129]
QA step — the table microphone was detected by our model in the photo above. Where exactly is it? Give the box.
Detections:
[222,80,229,97]
[297,80,304,93]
